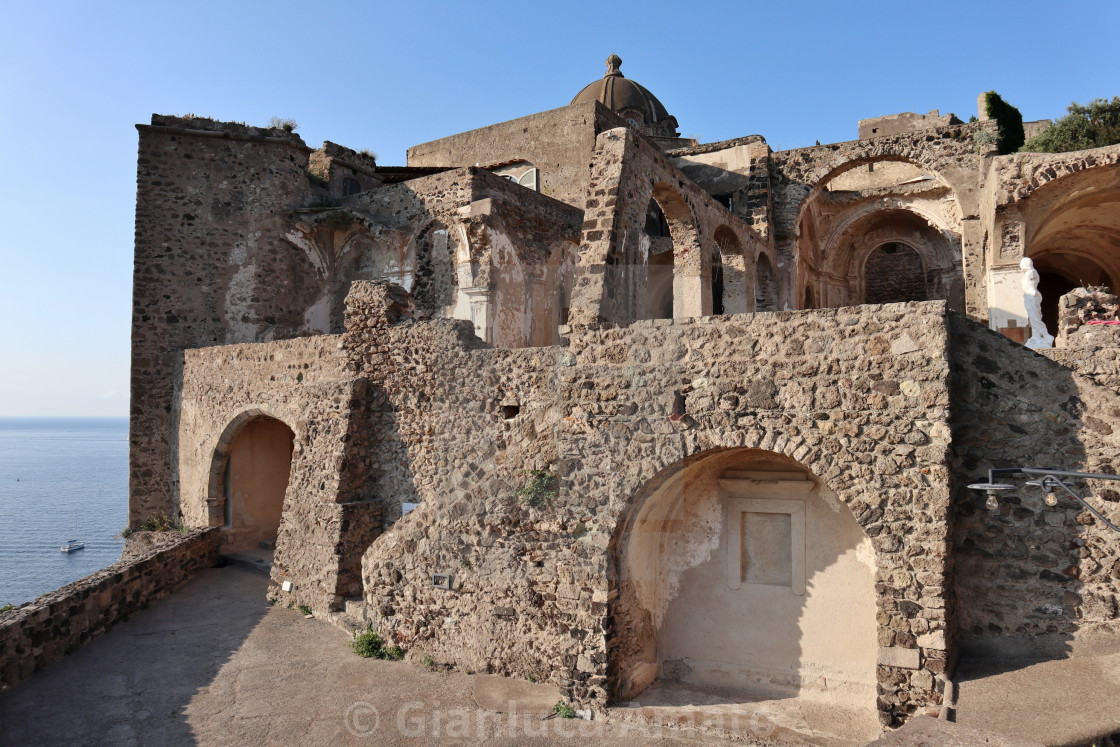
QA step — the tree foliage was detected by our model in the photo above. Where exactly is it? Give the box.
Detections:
[983,91,1025,155]
[1021,97,1120,153]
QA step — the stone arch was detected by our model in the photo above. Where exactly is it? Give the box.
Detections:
[793,156,964,310]
[649,181,704,319]
[645,198,675,319]
[206,409,296,554]
[608,446,878,733]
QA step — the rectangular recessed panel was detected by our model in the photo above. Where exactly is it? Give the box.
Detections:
[742,512,792,587]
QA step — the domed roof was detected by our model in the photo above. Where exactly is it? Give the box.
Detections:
[570,54,679,138]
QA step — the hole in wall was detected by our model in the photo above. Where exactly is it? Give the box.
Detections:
[502,404,521,420]
[670,393,687,421]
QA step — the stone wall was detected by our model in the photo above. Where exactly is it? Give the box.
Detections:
[176,334,382,610]
[406,101,626,209]
[0,529,219,692]
[858,110,962,140]
[346,286,956,725]
[948,318,1120,656]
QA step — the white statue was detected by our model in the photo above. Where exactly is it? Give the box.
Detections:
[1021,257,1054,349]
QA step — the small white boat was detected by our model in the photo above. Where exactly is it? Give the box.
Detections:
[60,539,85,553]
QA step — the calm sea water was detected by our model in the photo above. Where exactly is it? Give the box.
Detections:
[0,418,128,607]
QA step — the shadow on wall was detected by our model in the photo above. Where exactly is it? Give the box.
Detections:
[949,314,1120,670]
[608,448,878,713]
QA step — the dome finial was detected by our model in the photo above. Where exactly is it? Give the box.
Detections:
[605,54,623,78]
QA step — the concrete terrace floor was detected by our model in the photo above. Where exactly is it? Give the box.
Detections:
[0,566,713,746]
[4,564,1120,746]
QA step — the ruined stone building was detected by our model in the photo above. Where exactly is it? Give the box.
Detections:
[127,55,1120,734]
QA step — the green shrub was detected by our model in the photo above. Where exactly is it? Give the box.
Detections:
[297,604,313,616]
[351,626,405,660]
[517,469,558,508]
[1021,97,1120,153]
[268,116,298,133]
[1,603,14,613]
[552,701,576,719]
[136,513,183,533]
[983,91,1025,155]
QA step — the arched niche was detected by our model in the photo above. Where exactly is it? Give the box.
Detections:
[793,156,963,311]
[1022,166,1120,334]
[609,448,877,723]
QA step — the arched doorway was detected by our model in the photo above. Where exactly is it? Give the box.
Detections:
[610,448,877,722]
[211,415,295,554]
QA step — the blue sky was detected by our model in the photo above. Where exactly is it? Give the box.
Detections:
[1,0,1117,416]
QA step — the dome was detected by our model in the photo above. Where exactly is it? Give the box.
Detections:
[570,54,680,138]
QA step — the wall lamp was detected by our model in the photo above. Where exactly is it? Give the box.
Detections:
[968,467,1120,534]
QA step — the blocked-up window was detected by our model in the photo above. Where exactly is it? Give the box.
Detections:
[721,479,810,595]
[741,512,792,586]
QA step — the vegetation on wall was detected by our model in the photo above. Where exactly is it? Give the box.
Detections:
[517,469,558,508]
[1021,97,1120,153]
[983,91,1025,155]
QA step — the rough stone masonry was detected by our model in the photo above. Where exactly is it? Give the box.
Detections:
[110,57,1120,736]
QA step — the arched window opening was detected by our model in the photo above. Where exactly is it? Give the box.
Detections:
[803,285,816,310]
[342,177,362,196]
[863,242,927,304]
[610,449,878,736]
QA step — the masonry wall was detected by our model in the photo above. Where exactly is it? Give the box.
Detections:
[0,529,219,692]
[176,334,382,609]
[131,116,319,524]
[346,287,956,726]
[406,101,625,209]
[948,318,1120,656]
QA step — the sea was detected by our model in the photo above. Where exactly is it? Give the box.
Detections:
[0,417,129,607]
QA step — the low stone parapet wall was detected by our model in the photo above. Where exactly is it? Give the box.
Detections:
[0,528,220,692]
